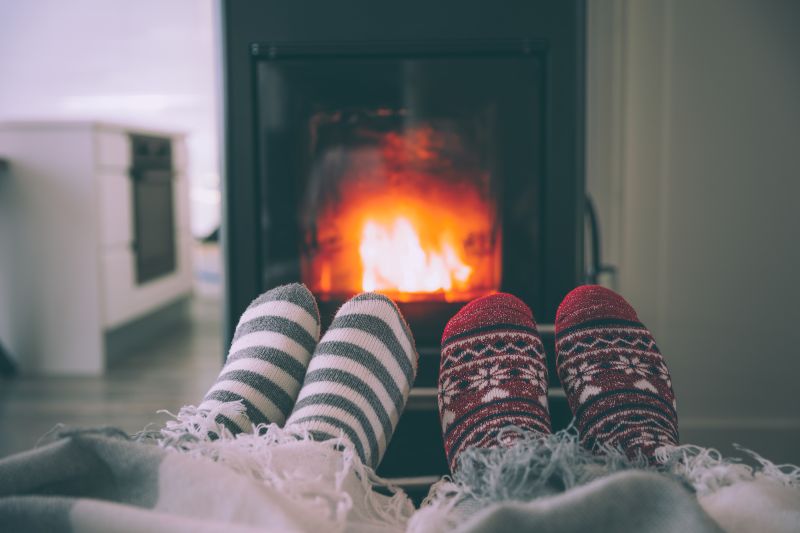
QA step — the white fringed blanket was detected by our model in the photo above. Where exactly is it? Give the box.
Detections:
[1,402,798,532]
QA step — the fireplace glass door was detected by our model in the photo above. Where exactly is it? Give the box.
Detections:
[302,109,501,303]
[257,45,544,337]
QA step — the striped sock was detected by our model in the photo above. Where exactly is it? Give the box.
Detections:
[439,293,551,473]
[555,285,679,461]
[199,283,320,435]
[284,292,418,469]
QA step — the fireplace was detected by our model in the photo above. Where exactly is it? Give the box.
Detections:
[254,43,561,347]
[221,0,585,484]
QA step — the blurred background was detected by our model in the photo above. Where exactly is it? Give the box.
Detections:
[0,0,798,470]
[0,0,223,454]
[0,0,220,237]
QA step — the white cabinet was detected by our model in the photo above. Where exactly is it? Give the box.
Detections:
[0,121,193,375]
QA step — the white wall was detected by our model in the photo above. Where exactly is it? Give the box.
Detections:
[0,0,220,236]
[588,0,800,463]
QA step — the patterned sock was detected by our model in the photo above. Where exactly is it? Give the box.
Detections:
[284,293,418,469]
[439,293,551,473]
[199,283,320,435]
[555,285,679,460]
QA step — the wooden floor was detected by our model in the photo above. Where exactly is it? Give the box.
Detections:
[0,295,223,458]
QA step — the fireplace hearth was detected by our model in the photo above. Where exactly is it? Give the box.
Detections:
[221,0,585,485]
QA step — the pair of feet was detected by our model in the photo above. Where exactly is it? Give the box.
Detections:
[199,283,678,475]
[439,286,679,473]
[198,284,418,470]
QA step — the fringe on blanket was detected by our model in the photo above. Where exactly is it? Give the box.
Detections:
[656,442,800,496]
[407,425,800,533]
[135,400,415,531]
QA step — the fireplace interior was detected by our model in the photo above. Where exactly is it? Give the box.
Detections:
[222,0,585,490]
[302,114,501,306]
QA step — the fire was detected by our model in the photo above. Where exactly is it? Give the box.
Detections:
[301,122,501,303]
[304,186,499,302]
[359,217,473,294]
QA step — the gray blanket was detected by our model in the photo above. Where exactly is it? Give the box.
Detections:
[0,424,413,532]
[2,417,798,532]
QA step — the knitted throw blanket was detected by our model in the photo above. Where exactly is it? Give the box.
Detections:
[410,427,800,533]
[1,402,798,532]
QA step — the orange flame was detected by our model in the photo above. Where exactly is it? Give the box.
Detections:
[360,217,473,294]
[301,124,501,303]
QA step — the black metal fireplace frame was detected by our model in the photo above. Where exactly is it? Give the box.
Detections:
[253,39,551,353]
[221,0,586,349]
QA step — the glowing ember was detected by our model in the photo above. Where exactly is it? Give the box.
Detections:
[360,217,473,294]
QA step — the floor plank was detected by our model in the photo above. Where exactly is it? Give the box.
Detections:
[0,295,223,458]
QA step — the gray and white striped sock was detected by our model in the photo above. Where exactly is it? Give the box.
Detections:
[284,292,418,469]
[199,283,320,435]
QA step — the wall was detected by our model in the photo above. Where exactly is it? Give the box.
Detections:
[588,0,800,463]
[0,0,220,236]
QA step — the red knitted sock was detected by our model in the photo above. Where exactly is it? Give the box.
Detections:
[439,293,551,472]
[555,285,679,461]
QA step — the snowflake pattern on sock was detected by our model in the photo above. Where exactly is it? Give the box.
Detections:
[555,286,679,461]
[439,293,551,473]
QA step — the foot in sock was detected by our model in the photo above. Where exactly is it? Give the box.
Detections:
[439,293,551,473]
[198,283,320,436]
[555,285,679,460]
[283,293,418,469]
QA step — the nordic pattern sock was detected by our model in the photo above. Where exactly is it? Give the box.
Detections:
[439,293,551,473]
[199,283,320,435]
[555,285,679,461]
[284,292,418,469]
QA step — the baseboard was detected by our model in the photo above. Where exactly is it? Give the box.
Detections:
[680,418,800,466]
[104,295,192,362]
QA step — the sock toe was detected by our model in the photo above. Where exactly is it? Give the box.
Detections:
[248,283,320,331]
[556,285,638,332]
[336,292,417,365]
[442,293,537,344]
